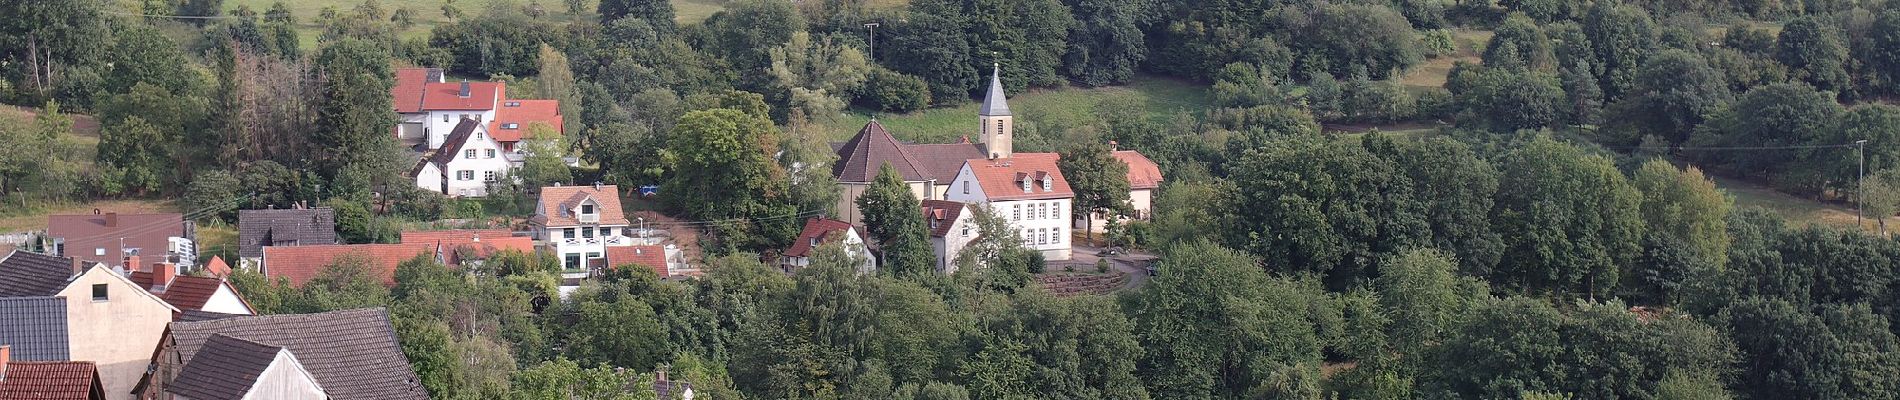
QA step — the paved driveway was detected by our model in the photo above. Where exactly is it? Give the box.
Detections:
[1069,244,1156,290]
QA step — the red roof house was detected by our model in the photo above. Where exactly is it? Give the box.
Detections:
[399,229,535,266]
[1112,150,1164,190]
[490,99,564,142]
[959,153,1074,201]
[259,244,439,287]
[605,245,669,277]
[0,348,106,400]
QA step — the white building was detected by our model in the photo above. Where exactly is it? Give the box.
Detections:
[781,218,876,274]
[920,200,976,274]
[529,184,636,274]
[413,118,516,197]
[394,68,565,197]
[945,153,1075,261]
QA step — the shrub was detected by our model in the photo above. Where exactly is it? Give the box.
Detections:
[863,68,930,113]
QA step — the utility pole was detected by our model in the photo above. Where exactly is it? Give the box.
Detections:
[863,22,880,60]
[1859,139,1870,227]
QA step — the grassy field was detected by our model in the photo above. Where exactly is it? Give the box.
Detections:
[816,75,1213,143]
[1711,174,1897,231]
[213,0,730,49]
[1399,29,1492,90]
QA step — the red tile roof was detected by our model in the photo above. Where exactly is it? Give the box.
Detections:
[45,213,186,267]
[202,256,232,278]
[530,185,631,227]
[418,81,503,111]
[158,276,230,312]
[962,153,1074,201]
[260,244,438,287]
[919,200,967,238]
[605,245,667,277]
[391,68,438,114]
[1112,150,1163,190]
[399,229,534,265]
[489,99,563,142]
[784,218,859,258]
[0,361,103,400]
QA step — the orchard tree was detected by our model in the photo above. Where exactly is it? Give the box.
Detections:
[1861,169,1900,235]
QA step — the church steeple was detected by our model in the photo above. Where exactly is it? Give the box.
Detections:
[978,63,1013,159]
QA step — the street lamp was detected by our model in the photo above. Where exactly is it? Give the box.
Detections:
[863,22,880,60]
[1859,139,1870,226]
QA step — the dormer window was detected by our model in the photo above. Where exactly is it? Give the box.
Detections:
[810,237,820,247]
[1041,177,1052,191]
[1021,179,1031,193]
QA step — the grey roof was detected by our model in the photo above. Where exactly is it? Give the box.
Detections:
[168,334,300,400]
[0,250,75,297]
[166,308,426,399]
[834,121,932,183]
[0,296,71,361]
[237,208,339,258]
[979,64,1011,117]
[178,310,247,323]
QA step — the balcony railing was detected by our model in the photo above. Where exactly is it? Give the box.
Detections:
[578,214,599,223]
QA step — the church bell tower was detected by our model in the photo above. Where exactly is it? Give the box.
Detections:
[978,63,1013,159]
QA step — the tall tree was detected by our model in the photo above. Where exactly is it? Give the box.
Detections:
[1060,141,1131,241]
[664,107,798,252]
[1611,50,1732,145]
[1581,3,1657,99]
[1131,240,1324,398]
[885,0,977,104]
[312,38,404,198]
[598,0,675,31]
[857,164,934,276]
[1061,0,1145,86]
[534,44,580,143]
[1777,17,1852,95]
[1492,136,1643,299]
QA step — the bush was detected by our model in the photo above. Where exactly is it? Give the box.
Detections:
[1096,258,1110,273]
[863,68,930,113]
[183,170,242,223]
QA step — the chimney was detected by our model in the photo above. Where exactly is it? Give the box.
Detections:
[1,345,10,380]
[593,181,602,190]
[153,262,177,289]
[1109,140,1119,151]
[458,81,471,98]
[105,212,118,228]
[124,255,142,272]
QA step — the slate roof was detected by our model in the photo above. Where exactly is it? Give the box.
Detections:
[260,244,438,287]
[490,99,563,142]
[605,245,667,277]
[46,212,186,267]
[904,143,989,184]
[0,361,103,400]
[419,81,503,111]
[237,208,338,259]
[410,118,483,178]
[399,229,534,266]
[962,153,1075,201]
[0,251,74,297]
[1113,150,1164,190]
[980,64,1012,117]
[167,334,305,400]
[164,308,426,399]
[919,200,967,238]
[530,185,631,227]
[785,218,860,258]
[0,296,70,361]
[391,68,441,114]
[833,121,931,183]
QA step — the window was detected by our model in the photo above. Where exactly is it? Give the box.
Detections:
[91,284,107,301]
[465,149,477,159]
[485,149,496,158]
[581,204,595,215]
[1039,203,1048,220]
[962,181,970,194]
[1012,205,1020,221]
[810,237,820,247]
[1036,229,1047,245]
[503,123,519,129]
[443,114,450,122]
[961,224,971,238]
[587,252,601,260]
[484,171,496,182]
[582,227,595,238]
[564,228,576,239]
[1042,178,1052,191]
[458,170,474,180]
[1022,180,1031,192]
[95,247,106,256]
[996,120,1004,136]
[506,101,521,107]
[1053,228,1061,243]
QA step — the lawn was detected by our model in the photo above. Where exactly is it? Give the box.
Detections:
[1399,28,1491,90]
[213,0,721,49]
[1710,174,1897,232]
[815,75,1213,143]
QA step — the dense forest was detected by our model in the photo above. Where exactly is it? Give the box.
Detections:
[5,0,1900,398]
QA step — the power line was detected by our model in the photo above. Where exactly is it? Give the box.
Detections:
[1604,143,1864,151]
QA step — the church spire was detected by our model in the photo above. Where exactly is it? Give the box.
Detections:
[979,62,1011,117]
